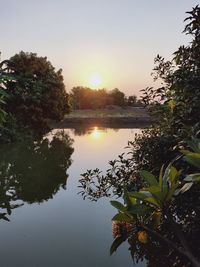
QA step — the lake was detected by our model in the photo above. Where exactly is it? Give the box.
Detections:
[0,126,146,267]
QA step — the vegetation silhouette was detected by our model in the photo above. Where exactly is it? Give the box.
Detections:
[0,131,74,220]
[79,6,200,266]
[70,86,141,110]
[0,52,70,143]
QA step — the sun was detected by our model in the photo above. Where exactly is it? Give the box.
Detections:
[88,73,102,88]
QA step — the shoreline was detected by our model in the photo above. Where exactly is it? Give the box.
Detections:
[51,108,151,129]
[52,116,151,129]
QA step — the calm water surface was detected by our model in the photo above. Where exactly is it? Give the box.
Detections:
[0,127,146,267]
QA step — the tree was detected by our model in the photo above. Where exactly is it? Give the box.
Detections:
[79,6,200,266]
[109,88,125,106]
[127,95,137,106]
[142,5,200,138]
[70,87,125,109]
[70,87,95,109]
[80,5,200,198]
[0,54,12,125]
[4,51,70,131]
[126,95,143,107]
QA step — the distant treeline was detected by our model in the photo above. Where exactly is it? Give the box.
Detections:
[69,87,142,110]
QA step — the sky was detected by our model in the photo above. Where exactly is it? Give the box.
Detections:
[1,0,199,96]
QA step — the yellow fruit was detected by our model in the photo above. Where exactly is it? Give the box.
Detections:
[137,231,148,244]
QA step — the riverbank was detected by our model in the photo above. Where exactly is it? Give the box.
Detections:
[52,107,151,129]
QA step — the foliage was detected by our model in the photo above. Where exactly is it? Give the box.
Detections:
[79,150,142,201]
[110,137,200,266]
[109,88,125,106]
[79,129,178,201]
[0,54,20,143]
[0,95,7,125]
[79,5,200,198]
[128,5,200,182]
[70,86,141,110]
[3,51,70,132]
[70,87,111,109]
[126,94,143,107]
[0,55,12,125]
[142,5,200,136]
[78,6,200,266]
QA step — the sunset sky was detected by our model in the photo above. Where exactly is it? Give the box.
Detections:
[1,0,199,96]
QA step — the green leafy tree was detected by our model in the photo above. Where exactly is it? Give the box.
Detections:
[4,51,70,130]
[110,137,200,267]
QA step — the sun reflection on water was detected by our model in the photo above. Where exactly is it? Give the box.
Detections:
[90,127,105,140]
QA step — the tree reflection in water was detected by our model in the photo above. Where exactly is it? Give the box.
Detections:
[0,131,74,221]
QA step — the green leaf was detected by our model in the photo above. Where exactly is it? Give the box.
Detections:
[163,164,171,186]
[123,191,137,208]
[110,201,126,212]
[128,203,154,217]
[127,191,159,209]
[128,192,148,201]
[184,153,200,168]
[147,186,163,204]
[110,236,126,255]
[140,170,158,186]
[187,137,200,153]
[112,212,133,223]
[144,197,160,207]
[180,149,191,155]
[168,166,180,186]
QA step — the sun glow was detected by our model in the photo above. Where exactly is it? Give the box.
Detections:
[88,73,102,88]
[90,127,104,140]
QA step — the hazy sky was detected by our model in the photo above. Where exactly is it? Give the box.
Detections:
[1,0,199,95]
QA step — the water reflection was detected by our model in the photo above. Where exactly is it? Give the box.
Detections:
[70,125,118,136]
[0,131,74,221]
[0,127,146,267]
[77,127,200,267]
[55,122,147,136]
[90,127,105,140]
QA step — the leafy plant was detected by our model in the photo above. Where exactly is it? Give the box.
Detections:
[77,6,200,266]
[110,137,200,266]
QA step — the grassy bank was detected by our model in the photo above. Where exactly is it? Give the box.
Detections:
[51,107,151,129]
[65,107,149,118]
